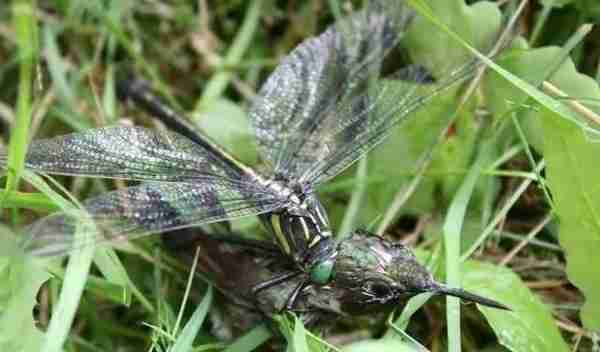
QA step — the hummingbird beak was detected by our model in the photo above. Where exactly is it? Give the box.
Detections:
[434,286,511,311]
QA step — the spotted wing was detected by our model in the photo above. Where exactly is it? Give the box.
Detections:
[300,61,478,185]
[249,1,478,185]
[0,126,244,182]
[249,0,415,179]
[22,181,285,257]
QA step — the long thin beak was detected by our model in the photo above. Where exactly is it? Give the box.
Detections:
[436,287,511,311]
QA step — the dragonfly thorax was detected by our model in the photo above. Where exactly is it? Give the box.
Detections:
[259,180,336,284]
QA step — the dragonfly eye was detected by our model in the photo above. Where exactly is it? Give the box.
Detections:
[310,258,335,285]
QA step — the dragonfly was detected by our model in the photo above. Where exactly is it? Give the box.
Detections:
[128,76,510,317]
[1,1,499,310]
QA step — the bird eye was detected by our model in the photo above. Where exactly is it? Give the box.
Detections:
[366,280,392,297]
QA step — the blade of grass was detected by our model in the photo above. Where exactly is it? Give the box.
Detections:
[195,0,263,112]
[173,247,201,335]
[18,171,95,352]
[305,330,342,352]
[461,159,546,261]
[3,0,37,196]
[529,1,553,47]
[223,324,272,352]
[0,191,60,211]
[44,24,75,107]
[443,143,490,352]
[387,304,430,352]
[41,220,95,352]
[510,112,553,207]
[292,315,309,352]
[94,248,155,313]
[170,286,213,352]
[375,93,469,236]
[337,157,368,239]
[406,0,600,134]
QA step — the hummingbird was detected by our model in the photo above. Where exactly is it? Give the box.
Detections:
[330,229,509,315]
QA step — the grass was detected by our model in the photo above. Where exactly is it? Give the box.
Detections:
[2,0,600,351]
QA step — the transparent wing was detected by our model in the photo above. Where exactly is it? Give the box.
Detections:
[248,0,414,179]
[22,181,285,257]
[0,126,244,182]
[301,60,479,185]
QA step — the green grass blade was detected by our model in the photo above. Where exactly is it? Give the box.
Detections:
[195,0,263,111]
[406,0,599,135]
[337,157,368,239]
[17,171,95,351]
[170,286,213,352]
[41,222,95,352]
[461,160,545,261]
[442,144,489,352]
[0,191,60,211]
[0,226,49,351]
[292,315,309,352]
[462,260,570,352]
[93,248,155,312]
[3,0,38,195]
[223,324,272,352]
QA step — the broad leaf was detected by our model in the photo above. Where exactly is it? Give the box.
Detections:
[0,228,49,352]
[542,115,600,331]
[462,260,570,352]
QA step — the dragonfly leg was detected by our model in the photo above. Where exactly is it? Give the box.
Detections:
[251,270,302,294]
[284,279,309,311]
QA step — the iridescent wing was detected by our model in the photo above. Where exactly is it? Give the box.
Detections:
[248,1,477,185]
[0,126,243,183]
[23,181,285,257]
[300,62,478,185]
[249,1,414,179]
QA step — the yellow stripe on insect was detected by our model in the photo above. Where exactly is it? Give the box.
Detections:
[271,214,291,255]
[309,234,321,248]
[300,218,310,241]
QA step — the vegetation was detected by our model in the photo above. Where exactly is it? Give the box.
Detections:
[1,0,600,351]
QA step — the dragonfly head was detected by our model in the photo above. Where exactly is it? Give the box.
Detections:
[304,236,338,285]
[331,230,509,314]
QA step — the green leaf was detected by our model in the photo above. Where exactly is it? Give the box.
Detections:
[41,221,95,352]
[223,324,272,352]
[342,336,419,352]
[347,0,502,226]
[93,248,154,312]
[443,147,489,352]
[3,0,38,194]
[409,0,596,137]
[482,45,594,152]
[17,171,96,352]
[292,315,309,352]
[491,43,600,331]
[574,0,600,19]
[170,286,213,352]
[195,0,264,110]
[0,226,49,352]
[194,98,258,166]
[461,260,570,352]
[405,0,501,71]
[540,0,573,7]
[0,191,60,212]
[542,115,600,331]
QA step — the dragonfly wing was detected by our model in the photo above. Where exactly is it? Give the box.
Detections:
[23,181,284,257]
[248,1,414,179]
[301,60,480,185]
[0,126,243,182]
